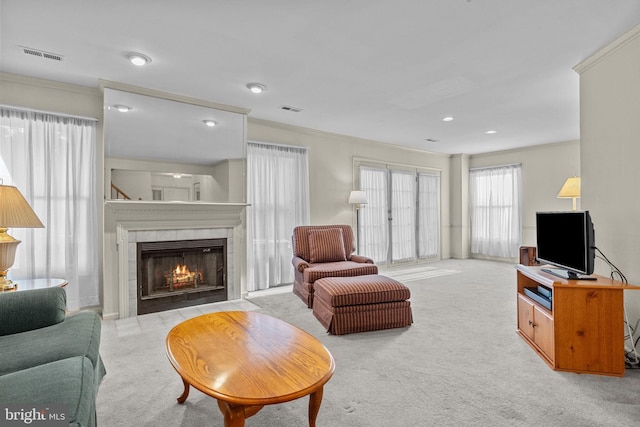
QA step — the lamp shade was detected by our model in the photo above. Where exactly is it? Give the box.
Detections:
[557,177,581,199]
[0,185,44,228]
[348,190,367,205]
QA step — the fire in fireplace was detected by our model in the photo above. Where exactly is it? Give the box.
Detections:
[137,238,226,315]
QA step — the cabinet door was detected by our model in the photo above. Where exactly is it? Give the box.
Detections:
[533,306,554,361]
[517,295,534,340]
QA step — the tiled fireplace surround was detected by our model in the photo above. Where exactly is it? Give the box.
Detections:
[127,227,232,317]
[103,201,247,319]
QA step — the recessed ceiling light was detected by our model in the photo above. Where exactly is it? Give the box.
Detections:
[203,120,217,127]
[113,104,132,112]
[246,83,267,94]
[442,116,454,122]
[485,130,498,135]
[124,52,152,66]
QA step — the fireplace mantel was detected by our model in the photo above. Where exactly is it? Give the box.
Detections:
[103,201,249,319]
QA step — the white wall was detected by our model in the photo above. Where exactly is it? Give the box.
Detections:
[575,24,640,323]
[111,170,153,200]
[247,118,453,259]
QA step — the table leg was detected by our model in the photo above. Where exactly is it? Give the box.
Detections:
[176,378,190,404]
[308,386,324,427]
[217,400,246,427]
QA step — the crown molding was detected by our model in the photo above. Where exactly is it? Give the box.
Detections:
[573,23,640,74]
[98,79,251,115]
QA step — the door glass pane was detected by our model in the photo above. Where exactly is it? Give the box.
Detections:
[359,167,389,263]
[391,171,416,263]
[418,173,440,259]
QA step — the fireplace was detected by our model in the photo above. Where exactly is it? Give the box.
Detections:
[137,238,227,315]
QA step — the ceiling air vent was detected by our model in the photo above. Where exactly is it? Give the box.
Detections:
[279,105,303,113]
[20,46,64,61]
[425,138,439,143]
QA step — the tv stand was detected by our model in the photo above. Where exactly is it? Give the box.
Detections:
[540,267,597,281]
[516,264,640,376]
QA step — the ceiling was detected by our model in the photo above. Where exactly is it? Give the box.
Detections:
[2,0,640,158]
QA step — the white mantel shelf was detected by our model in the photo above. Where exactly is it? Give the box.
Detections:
[105,200,249,215]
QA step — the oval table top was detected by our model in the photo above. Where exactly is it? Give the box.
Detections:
[166,311,335,406]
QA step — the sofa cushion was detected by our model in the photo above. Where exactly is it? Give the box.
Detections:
[303,261,379,283]
[0,356,96,427]
[0,287,66,336]
[314,274,411,307]
[308,228,347,263]
[0,311,103,377]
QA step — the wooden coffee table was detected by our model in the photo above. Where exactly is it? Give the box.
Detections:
[166,311,335,426]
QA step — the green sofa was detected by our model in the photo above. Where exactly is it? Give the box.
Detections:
[0,287,106,427]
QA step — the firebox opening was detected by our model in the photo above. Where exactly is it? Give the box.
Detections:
[137,238,227,315]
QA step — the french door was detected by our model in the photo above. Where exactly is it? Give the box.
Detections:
[358,166,440,266]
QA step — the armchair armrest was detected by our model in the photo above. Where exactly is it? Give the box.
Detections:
[0,287,67,336]
[349,254,375,264]
[292,256,310,273]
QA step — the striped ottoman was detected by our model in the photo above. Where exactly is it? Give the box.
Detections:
[312,274,413,335]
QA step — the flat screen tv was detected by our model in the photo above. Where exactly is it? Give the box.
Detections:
[535,211,596,280]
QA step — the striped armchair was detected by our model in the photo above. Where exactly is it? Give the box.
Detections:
[291,225,378,308]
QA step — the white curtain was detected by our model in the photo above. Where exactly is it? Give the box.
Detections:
[418,172,440,259]
[247,141,309,291]
[470,164,522,258]
[391,170,416,263]
[0,107,98,310]
[359,167,389,263]
[360,166,441,264]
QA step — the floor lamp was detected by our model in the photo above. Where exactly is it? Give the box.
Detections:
[0,184,44,291]
[348,190,367,253]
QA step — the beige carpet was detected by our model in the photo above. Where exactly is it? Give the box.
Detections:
[96,259,640,426]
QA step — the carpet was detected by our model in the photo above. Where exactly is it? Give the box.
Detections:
[382,264,460,282]
[96,259,640,426]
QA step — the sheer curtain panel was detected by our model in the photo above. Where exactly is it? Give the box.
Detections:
[418,172,440,259]
[390,171,416,263]
[469,164,522,259]
[247,142,309,291]
[0,107,98,310]
[359,167,389,263]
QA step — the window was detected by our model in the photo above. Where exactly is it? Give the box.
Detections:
[358,164,440,265]
[0,106,98,310]
[247,142,309,290]
[470,164,522,258]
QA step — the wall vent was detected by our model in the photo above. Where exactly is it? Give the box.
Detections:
[20,46,64,61]
[279,105,303,113]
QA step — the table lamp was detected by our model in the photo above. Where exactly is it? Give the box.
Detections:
[0,184,44,291]
[557,176,580,211]
[348,190,367,252]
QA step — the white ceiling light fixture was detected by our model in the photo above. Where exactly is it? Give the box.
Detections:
[113,104,132,112]
[442,116,454,122]
[124,52,152,66]
[246,83,267,94]
[203,120,217,127]
[485,130,498,135]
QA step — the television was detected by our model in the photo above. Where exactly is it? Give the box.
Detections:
[535,211,596,280]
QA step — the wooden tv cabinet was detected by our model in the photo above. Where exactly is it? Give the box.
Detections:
[516,264,640,377]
